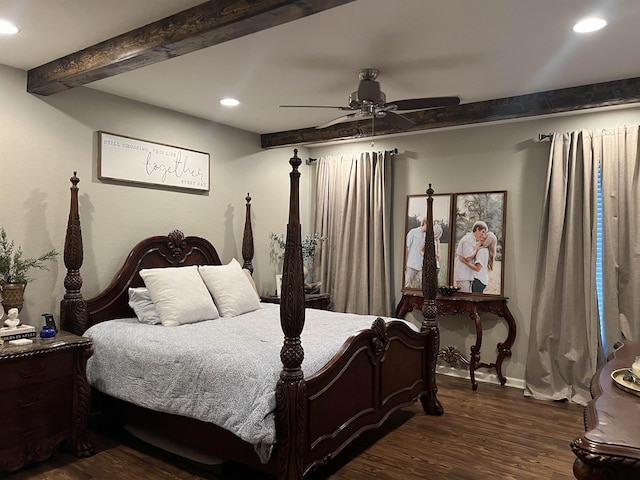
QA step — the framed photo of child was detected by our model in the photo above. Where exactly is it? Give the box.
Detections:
[452,191,507,296]
[401,193,454,293]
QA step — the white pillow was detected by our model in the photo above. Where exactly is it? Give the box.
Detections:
[199,259,262,317]
[128,287,161,325]
[243,268,258,294]
[139,266,219,327]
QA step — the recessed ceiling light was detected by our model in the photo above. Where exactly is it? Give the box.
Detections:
[573,17,607,33]
[220,98,240,106]
[0,19,19,35]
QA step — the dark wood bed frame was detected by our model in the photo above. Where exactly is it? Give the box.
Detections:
[59,149,442,479]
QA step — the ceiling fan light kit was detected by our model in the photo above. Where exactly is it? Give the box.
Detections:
[281,68,460,132]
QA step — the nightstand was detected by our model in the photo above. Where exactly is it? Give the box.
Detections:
[261,293,332,311]
[0,330,94,472]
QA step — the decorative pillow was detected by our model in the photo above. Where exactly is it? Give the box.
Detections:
[198,259,262,317]
[243,268,258,294]
[139,266,219,327]
[128,287,161,325]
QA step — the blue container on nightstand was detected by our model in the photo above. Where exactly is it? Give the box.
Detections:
[40,325,56,339]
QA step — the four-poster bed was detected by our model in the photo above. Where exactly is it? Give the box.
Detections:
[59,149,442,479]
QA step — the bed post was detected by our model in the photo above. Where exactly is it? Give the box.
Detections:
[60,172,87,336]
[275,149,307,480]
[420,184,443,415]
[242,193,254,273]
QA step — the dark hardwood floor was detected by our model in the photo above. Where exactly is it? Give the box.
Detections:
[3,374,584,479]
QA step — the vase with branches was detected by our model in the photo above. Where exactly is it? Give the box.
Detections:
[270,232,327,286]
[0,227,59,313]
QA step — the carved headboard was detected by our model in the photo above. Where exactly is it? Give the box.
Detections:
[60,172,253,334]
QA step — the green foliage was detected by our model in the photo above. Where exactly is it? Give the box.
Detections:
[0,227,59,283]
[270,232,327,262]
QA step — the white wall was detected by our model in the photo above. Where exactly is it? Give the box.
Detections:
[309,105,640,386]
[0,64,310,326]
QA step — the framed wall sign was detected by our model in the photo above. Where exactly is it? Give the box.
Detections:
[98,131,210,191]
[401,193,454,293]
[452,191,507,296]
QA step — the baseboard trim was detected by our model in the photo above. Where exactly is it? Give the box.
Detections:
[437,364,525,390]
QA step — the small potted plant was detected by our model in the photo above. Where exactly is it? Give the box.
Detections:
[0,227,58,313]
[270,232,327,292]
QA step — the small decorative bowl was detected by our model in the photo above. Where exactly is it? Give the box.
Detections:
[438,286,460,296]
[304,282,322,295]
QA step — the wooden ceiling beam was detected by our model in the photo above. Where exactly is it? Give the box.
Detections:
[260,76,640,148]
[27,0,356,96]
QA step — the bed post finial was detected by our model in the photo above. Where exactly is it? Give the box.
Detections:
[426,183,434,196]
[290,148,301,171]
[60,171,87,335]
[242,193,254,273]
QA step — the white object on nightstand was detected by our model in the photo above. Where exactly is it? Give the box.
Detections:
[8,338,33,346]
[632,356,640,378]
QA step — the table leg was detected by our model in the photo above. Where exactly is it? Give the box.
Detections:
[395,295,421,319]
[494,304,517,386]
[468,306,482,391]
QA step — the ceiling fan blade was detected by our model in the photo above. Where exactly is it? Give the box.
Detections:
[378,111,414,129]
[315,112,361,129]
[280,105,354,111]
[386,96,461,110]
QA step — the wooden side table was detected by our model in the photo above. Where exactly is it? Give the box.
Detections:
[261,293,332,311]
[571,340,640,479]
[0,330,94,472]
[396,292,516,390]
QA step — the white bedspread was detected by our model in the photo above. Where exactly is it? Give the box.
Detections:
[85,303,416,462]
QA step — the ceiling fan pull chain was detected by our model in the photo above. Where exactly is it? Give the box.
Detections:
[371,114,375,148]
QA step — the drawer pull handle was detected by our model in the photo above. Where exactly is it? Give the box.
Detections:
[18,394,44,408]
[19,366,46,378]
[20,426,41,438]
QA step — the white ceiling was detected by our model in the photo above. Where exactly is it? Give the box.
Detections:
[1,0,639,135]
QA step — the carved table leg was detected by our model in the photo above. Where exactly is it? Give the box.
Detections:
[468,306,482,391]
[395,294,421,319]
[494,303,516,386]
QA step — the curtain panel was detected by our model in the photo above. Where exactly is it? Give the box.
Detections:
[524,125,639,405]
[314,152,392,316]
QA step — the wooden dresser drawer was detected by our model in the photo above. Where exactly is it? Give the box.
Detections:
[0,350,73,391]
[0,377,73,418]
[0,412,72,449]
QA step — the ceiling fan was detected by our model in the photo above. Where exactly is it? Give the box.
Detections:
[280,68,460,130]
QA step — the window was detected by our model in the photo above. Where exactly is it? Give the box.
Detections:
[595,163,606,353]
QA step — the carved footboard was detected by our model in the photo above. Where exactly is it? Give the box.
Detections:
[302,318,437,474]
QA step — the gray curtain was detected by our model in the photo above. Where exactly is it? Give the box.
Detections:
[524,125,639,405]
[314,151,392,316]
[597,126,640,352]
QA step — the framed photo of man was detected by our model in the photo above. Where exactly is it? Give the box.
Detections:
[452,191,507,296]
[401,193,454,293]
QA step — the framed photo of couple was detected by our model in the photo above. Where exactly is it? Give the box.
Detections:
[401,193,454,293]
[452,191,507,296]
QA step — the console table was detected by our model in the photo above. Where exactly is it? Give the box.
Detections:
[571,340,640,479]
[396,292,516,390]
